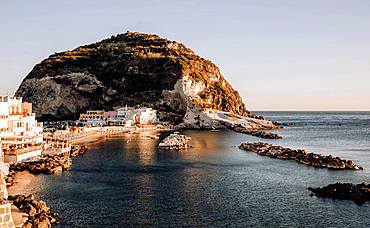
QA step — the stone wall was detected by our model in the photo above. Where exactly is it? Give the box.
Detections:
[0,170,14,228]
[0,203,14,228]
[0,171,7,199]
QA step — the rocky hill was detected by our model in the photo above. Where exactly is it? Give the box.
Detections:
[16,31,275,129]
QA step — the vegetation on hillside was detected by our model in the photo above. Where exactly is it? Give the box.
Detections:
[19,31,252,119]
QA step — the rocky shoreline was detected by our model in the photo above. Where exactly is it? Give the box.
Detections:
[309,182,370,204]
[9,194,59,227]
[5,145,87,227]
[158,133,191,150]
[7,145,87,181]
[239,142,363,170]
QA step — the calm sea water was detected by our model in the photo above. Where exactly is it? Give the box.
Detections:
[8,112,370,227]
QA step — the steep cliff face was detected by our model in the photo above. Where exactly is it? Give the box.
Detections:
[16,32,274,128]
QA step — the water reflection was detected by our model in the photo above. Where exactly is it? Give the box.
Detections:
[186,130,223,150]
[131,173,156,225]
[135,132,158,166]
[85,132,161,165]
[6,122,370,227]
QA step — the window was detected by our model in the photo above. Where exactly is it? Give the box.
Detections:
[17,122,24,128]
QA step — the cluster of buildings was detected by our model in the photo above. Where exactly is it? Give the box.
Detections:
[0,96,43,165]
[0,95,159,167]
[78,106,158,127]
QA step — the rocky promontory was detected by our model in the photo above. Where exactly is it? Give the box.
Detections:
[234,127,282,139]
[158,133,191,150]
[239,142,363,170]
[16,31,275,130]
[309,182,370,204]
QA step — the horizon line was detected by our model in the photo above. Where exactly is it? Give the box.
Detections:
[249,109,370,112]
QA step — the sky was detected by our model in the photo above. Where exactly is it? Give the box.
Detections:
[0,0,369,111]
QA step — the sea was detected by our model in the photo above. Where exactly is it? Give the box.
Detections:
[8,112,370,227]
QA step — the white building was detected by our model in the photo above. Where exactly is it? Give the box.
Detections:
[78,110,105,127]
[0,96,43,163]
[117,107,136,121]
[76,106,158,127]
[135,108,158,124]
[117,106,157,125]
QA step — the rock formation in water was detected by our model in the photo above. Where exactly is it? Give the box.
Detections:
[158,133,191,150]
[309,182,370,204]
[239,142,364,170]
[16,31,275,129]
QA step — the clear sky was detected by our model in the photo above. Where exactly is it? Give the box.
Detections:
[0,0,369,111]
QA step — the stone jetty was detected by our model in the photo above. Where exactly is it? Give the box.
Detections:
[158,134,191,150]
[309,182,370,204]
[8,145,87,177]
[234,128,282,139]
[8,194,59,227]
[239,142,363,170]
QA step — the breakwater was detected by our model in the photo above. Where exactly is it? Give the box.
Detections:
[239,142,363,170]
[7,146,87,185]
[309,182,370,204]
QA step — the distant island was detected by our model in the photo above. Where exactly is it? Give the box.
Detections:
[16,31,275,130]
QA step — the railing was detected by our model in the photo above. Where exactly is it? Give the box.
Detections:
[42,146,71,156]
[4,145,43,155]
[8,112,35,116]
[43,126,128,143]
